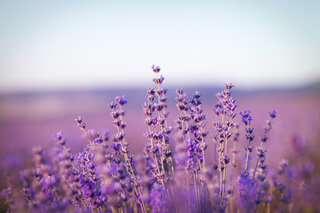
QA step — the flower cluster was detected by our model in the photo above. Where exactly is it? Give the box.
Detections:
[1,65,319,213]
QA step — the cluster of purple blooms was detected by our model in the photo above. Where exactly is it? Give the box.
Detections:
[1,65,319,212]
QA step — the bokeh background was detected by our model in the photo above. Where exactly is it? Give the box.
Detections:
[0,0,320,211]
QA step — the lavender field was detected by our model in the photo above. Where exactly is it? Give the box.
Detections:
[1,0,320,212]
[0,67,320,212]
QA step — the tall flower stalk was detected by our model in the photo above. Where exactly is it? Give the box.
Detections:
[240,110,254,173]
[151,65,173,181]
[109,96,147,213]
[213,83,237,207]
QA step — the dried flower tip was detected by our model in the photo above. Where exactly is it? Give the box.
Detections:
[240,110,253,125]
[153,76,164,85]
[115,95,127,105]
[269,109,277,118]
[103,130,110,141]
[147,88,155,96]
[225,83,234,89]
[176,88,184,95]
[54,131,63,141]
[193,91,201,99]
[215,104,222,115]
[246,134,254,142]
[156,88,165,96]
[245,127,254,134]
[244,145,253,152]
[111,111,121,119]
[109,102,117,110]
[93,137,103,144]
[260,135,268,142]
[79,122,86,129]
[111,142,122,151]
[147,95,155,102]
[75,116,82,124]
[163,88,168,94]
[151,65,161,73]
[222,90,231,98]
[279,159,288,169]
[54,131,66,146]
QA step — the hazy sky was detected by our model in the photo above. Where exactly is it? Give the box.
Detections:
[0,0,319,92]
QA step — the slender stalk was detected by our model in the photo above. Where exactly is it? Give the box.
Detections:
[252,141,263,179]
[244,151,250,172]
[222,126,230,201]
[115,105,147,213]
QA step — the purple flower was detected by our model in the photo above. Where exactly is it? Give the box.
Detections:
[237,172,257,212]
[225,82,234,89]
[115,95,127,105]
[151,65,161,73]
[268,109,277,118]
[240,110,253,126]
[149,183,166,212]
[153,75,164,85]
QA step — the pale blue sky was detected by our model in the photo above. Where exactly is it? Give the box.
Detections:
[0,0,319,92]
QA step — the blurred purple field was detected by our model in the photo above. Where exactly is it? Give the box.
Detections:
[1,87,319,167]
[1,85,320,212]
